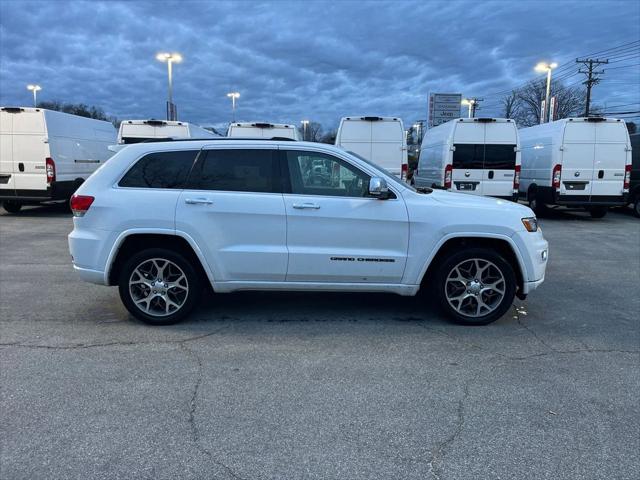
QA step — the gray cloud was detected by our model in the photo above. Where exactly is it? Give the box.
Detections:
[1,0,639,129]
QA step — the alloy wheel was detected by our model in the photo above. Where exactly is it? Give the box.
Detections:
[444,258,506,318]
[128,258,189,317]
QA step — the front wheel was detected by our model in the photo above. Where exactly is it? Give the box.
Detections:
[2,200,22,213]
[435,248,516,326]
[118,248,202,325]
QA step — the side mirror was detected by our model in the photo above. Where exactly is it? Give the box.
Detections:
[369,177,389,199]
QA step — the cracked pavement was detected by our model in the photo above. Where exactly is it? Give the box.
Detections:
[1,205,639,479]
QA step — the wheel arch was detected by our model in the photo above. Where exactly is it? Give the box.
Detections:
[106,230,214,288]
[418,235,526,298]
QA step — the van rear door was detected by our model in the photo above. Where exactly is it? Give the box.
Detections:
[8,109,49,194]
[561,122,595,198]
[451,122,484,195]
[481,122,517,198]
[592,121,628,198]
[0,109,17,196]
[337,120,373,164]
[370,120,405,176]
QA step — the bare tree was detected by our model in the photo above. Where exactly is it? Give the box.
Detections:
[501,90,520,120]
[500,80,586,127]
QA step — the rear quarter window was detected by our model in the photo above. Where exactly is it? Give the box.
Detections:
[118,150,198,188]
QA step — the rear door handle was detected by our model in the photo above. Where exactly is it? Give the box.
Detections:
[185,198,213,205]
[292,203,321,210]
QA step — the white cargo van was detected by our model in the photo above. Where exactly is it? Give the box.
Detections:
[117,120,219,144]
[226,122,300,140]
[0,107,117,213]
[519,117,631,218]
[413,118,520,200]
[335,116,408,179]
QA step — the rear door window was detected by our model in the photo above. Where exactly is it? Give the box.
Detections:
[452,144,483,169]
[186,149,279,193]
[453,144,516,170]
[118,150,198,188]
[483,144,516,169]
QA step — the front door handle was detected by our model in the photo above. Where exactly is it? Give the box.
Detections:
[292,203,321,210]
[185,198,213,205]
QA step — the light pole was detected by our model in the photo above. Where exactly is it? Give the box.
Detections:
[461,98,477,118]
[412,122,422,144]
[226,92,240,122]
[27,84,41,107]
[156,52,182,120]
[301,120,309,141]
[535,62,557,123]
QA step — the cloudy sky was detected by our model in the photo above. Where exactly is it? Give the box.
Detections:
[1,0,639,129]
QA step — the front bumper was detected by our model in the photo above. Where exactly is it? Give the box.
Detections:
[511,229,549,294]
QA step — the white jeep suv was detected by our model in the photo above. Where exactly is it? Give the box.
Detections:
[68,140,548,326]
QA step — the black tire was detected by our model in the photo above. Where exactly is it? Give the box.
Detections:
[528,192,548,217]
[589,207,608,218]
[633,196,640,219]
[118,248,202,325]
[2,200,22,214]
[435,247,517,326]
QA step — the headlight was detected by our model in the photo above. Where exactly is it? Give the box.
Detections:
[521,217,538,232]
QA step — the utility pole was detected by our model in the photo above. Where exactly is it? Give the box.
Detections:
[462,98,483,118]
[576,58,608,116]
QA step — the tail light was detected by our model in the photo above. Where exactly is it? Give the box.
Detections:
[513,164,521,192]
[45,157,56,184]
[444,164,453,189]
[552,164,562,191]
[623,164,631,192]
[401,163,408,180]
[70,194,94,217]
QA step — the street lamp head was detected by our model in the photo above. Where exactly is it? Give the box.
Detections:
[535,61,557,72]
[27,84,41,92]
[227,92,240,99]
[156,52,182,63]
[461,98,475,105]
[301,120,309,125]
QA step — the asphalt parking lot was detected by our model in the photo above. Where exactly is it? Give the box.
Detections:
[1,205,638,480]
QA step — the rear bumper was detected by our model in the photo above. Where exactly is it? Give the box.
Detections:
[73,265,107,285]
[531,186,626,207]
[0,181,77,203]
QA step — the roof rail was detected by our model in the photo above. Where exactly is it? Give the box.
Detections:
[138,137,297,143]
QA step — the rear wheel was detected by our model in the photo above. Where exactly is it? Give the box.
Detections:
[589,207,608,218]
[118,248,202,325]
[435,248,516,326]
[528,195,548,217]
[2,200,22,214]
[633,195,640,218]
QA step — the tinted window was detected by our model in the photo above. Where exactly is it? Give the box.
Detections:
[285,150,371,197]
[186,149,278,193]
[484,144,516,169]
[452,144,483,169]
[119,150,197,188]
